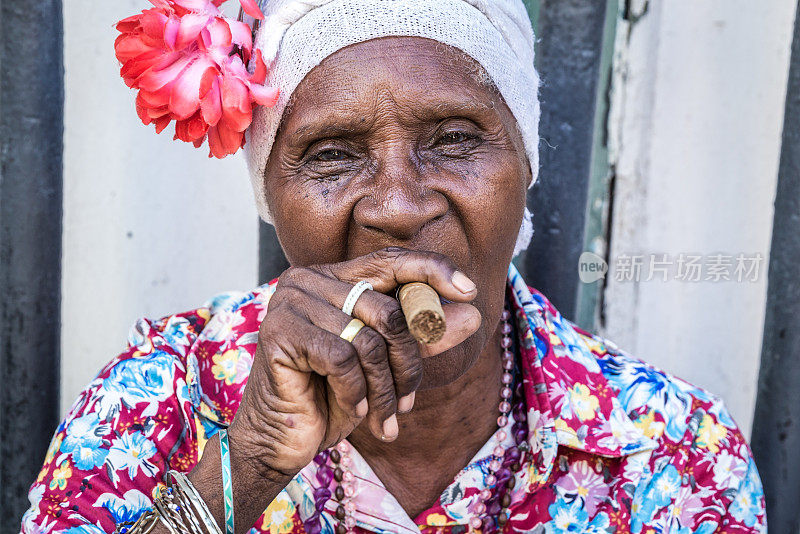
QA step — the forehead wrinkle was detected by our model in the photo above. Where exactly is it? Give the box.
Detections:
[289,93,501,140]
[285,43,506,140]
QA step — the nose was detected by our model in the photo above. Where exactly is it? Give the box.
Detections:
[352,149,449,241]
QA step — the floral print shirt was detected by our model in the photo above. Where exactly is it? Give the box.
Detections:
[21,263,766,534]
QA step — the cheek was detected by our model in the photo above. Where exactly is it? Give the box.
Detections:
[267,178,352,265]
[453,154,526,257]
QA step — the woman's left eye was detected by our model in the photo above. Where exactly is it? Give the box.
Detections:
[438,131,474,145]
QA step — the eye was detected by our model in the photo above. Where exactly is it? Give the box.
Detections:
[438,131,475,145]
[313,148,349,162]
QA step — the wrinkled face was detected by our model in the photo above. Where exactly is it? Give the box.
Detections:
[263,36,531,386]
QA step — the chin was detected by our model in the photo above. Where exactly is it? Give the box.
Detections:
[417,327,487,390]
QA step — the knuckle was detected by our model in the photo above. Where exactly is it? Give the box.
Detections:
[327,339,359,373]
[373,246,406,260]
[379,302,409,339]
[423,249,455,269]
[358,329,388,366]
[370,387,397,413]
[318,330,352,357]
[277,266,311,288]
[259,308,285,338]
[270,285,310,317]
[394,359,423,392]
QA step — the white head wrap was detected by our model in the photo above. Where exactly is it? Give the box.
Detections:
[244,0,540,257]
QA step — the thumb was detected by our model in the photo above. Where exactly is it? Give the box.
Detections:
[419,303,481,358]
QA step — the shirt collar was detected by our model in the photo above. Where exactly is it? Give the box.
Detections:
[506,262,655,463]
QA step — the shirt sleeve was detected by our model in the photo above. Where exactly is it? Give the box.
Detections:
[677,400,768,534]
[20,308,211,534]
[715,455,768,533]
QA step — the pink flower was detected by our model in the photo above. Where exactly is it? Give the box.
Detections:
[670,484,708,529]
[114,0,279,158]
[555,460,609,515]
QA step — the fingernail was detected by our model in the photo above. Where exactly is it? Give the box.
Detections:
[452,271,476,294]
[356,398,368,418]
[398,392,415,413]
[381,414,399,441]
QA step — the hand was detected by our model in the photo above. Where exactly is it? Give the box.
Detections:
[228,247,482,478]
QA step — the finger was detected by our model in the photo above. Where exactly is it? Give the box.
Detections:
[265,306,368,418]
[419,303,482,358]
[348,291,423,412]
[315,247,478,303]
[286,290,400,441]
[281,269,424,411]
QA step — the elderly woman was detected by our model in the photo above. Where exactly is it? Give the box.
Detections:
[23,0,766,533]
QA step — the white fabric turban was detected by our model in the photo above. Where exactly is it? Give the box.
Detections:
[244,0,540,257]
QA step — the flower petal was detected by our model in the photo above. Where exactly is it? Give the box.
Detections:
[153,115,172,134]
[220,75,251,131]
[201,17,232,51]
[169,57,215,119]
[250,49,266,85]
[200,75,223,126]
[163,16,180,49]
[249,84,279,107]
[228,20,253,50]
[137,54,192,92]
[207,121,243,158]
[239,0,264,20]
[174,111,209,142]
[175,13,210,49]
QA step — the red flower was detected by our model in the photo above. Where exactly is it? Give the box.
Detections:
[114,0,279,158]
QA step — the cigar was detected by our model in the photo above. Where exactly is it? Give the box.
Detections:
[397,282,446,344]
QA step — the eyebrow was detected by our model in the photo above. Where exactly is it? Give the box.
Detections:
[288,98,495,141]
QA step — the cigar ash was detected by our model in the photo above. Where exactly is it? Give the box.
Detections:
[409,309,446,344]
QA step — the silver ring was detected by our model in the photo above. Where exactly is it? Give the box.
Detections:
[342,280,373,316]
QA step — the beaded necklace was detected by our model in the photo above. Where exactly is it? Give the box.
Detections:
[305,303,528,534]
